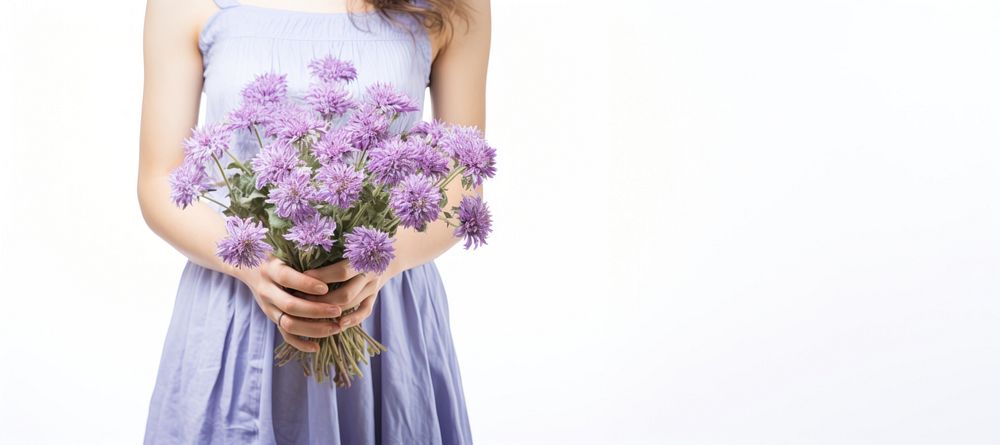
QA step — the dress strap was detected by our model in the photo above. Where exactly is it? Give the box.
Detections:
[213,0,240,8]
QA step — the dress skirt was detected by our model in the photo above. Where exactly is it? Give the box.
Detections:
[143,260,473,444]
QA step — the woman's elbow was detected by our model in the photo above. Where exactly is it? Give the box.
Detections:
[136,172,163,232]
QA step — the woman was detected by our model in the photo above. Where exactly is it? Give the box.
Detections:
[136,0,489,443]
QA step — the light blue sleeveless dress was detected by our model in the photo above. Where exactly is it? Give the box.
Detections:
[143,2,473,444]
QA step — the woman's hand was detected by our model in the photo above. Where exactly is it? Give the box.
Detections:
[296,260,397,329]
[238,255,343,353]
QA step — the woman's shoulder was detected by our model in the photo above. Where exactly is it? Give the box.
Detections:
[144,0,220,51]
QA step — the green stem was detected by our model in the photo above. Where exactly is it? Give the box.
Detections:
[437,213,458,226]
[349,202,370,229]
[212,154,236,200]
[224,148,250,173]
[252,125,265,150]
[354,150,368,171]
[437,166,466,189]
[200,194,231,211]
[298,248,319,271]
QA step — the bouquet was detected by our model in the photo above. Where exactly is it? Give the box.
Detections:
[168,55,496,387]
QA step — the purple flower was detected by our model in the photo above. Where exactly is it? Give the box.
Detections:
[226,102,275,132]
[364,82,419,115]
[389,174,442,230]
[241,73,288,106]
[316,163,364,209]
[344,226,396,274]
[454,195,492,249]
[284,212,337,252]
[437,125,478,156]
[343,105,390,150]
[365,138,420,186]
[217,216,272,269]
[312,129,356,165]
[168,160,211,209]
[305,82,356,119]
[409,138,451,178]
[251,139,302,189]
[442,126,496,187]
[264,104,325,141]
[266,167,318,223]
[308,56,358,84]
[183,123,232,164]
[409,119,447,146]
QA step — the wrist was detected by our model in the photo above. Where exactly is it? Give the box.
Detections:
[230,264,260,289]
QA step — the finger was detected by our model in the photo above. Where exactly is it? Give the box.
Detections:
[268,261,329,295]
[278,311,342,338]
[262,302,319,353]
[338,293,376,329]
[302,259,361,284]
[277,326,320,353]
[327,273,372,307]
[298,273,370,307]
[344,279,379,310]
[267,284,342,319]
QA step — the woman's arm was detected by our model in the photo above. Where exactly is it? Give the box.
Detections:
[138,0,340,352]
[137,0,239,279]
[386,0,492,277]
[316,0,492,329]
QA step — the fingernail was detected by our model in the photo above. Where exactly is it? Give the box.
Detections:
[330,323,341,334]
[314,284,328,294]
[329,306,341,316]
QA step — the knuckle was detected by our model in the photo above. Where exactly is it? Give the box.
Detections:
[284,319,303,335]
[285,298,302,315]
[264,260,280,278]
[347,294,365,309]
[332,264,350,281]
[312,265,334,282]
[257,289,271,303]
[265,291,283,308]
[274,296,292,313]
[330,290,351,305]
[276,267,293,286]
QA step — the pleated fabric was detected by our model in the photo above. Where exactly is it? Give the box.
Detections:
[143,2,473,444]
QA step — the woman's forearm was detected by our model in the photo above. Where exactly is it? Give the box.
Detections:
[386,181,483,278]
[400,0,491,278]
[139,166,475,284]
[137,173,253,284]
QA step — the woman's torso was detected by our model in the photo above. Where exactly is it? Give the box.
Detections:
[198,1,433,203]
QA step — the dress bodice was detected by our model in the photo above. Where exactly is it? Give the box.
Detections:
[196,0,432,204]
[199,1,431,150]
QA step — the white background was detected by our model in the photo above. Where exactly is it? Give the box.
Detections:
[2,0,999,444]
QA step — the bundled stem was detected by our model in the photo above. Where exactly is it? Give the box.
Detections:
[274,322,387,388]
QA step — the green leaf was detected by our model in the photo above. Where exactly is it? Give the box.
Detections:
[237,189,267,207]
[266,207,291,231]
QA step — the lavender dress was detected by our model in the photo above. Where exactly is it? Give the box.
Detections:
[143,1,472,443]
